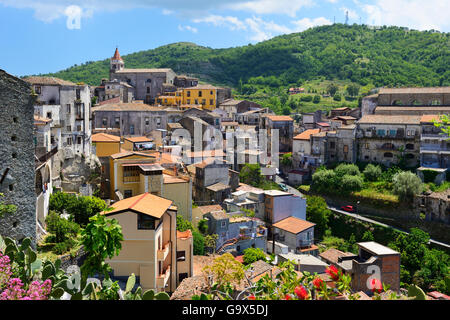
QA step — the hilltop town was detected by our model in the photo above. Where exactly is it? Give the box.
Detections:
[0,47,449,301]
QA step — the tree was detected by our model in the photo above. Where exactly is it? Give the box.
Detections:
[193,230,205,255]
[311,169,337,194]
[80,214,123,280]
[327,83,339,96]
[239,164,262,186]
[341,175,363,194]
[204,234,218,253]
[363,164,382,182]
[362,230,374,241]
[281,153,292,167]
[313,95,321,103]
[243,248,266,265]
[333,93,342,101]
[176,214,194,232]
[198,219,208,234]
[346,84,360,97]
[433,115,450,139]
[414,249,449,294]
[392,171,422,200]
[305,196,330,238]
[202,253,245,290]
[335,163,361,177]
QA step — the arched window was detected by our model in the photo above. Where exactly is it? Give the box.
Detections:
[382,143,394,150]
[431,99,441,105]
[384,152,393,158]
[405,143,414,150]
[392,100,403,106]
[146,79,152,83]
[411,99,421,106]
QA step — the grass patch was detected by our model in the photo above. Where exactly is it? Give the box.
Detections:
[424,181,450,193]
[299,185,311,193]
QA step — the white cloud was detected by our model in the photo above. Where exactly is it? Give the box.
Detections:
[227,0,313,18]
[193,15,247,31]
[245,16,292,41]
[291,17,332,32]
[178,24,198,33]
[360,0,450,31]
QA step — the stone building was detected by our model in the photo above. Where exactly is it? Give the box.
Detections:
[0,70,37,245]
[414,189,450,225]
[92,102,167,137]
[356,115,421,167]
[109,48,176,104]
[94,78,134,103]
[24,76,92,159]
[419,115,450,168]
[259,115,294,153]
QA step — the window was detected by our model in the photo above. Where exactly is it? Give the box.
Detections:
[137,213,155,230]
[130,125,135,135]
[76,89,80,100]
[102,118,107,126]
[123,166,139,179]
[67,137,72,145]
[210,91,213,95]
[124,190,132,198]
[194,99,198,105]
[406,143,414,150]
[389,130,397,136]
[47,112,52,119]
[187,91,191,97]
[210,99,214,105]
[330,141,335,149]
[198,91,202,97]
[35,86,41,94]
[115,117,120,126]
[77,136,82,144]
[147,87,150,94]
[156,117,161,126]
[202,99,206,105]
[384,152,393,158]
[66,104,71,113]
[67,126,71,131]
[343,145,348,153]
[146,79,152,83]
[187,99,190,104]
[176,251,186,261]
[377,129,386,136]
[77,125,82,131]
[221,220,226,228]
[179,273,188,283]
[145,117,149,125]
[407,129,415,136]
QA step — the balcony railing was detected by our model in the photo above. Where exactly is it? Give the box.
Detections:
[157,242,170,261]
[156,266,171,288]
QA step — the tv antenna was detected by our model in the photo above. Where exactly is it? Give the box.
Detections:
[345,11,349,25]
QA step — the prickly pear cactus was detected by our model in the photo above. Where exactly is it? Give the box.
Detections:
[407,284,427,300]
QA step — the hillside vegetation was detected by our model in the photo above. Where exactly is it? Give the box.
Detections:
[42,24,449,88]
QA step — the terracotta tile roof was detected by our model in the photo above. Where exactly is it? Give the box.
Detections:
[33,115,52,125]
[197,205,223,215]
[206,182,230,192]
[163,174,187,184]
[266,115,294,122]
[112,47,123,61]
[103,192,173,219]
[319,248,354,264]
[98,96,121,105]
[124,136,153,143]
[294,129,320,140]
[420,114,442,123]
[24,76,77,86]
[236,183,264,193]
[332,107,351,111]
[177,230,193,239]
[317,122,330,127]
[208,210,229,220]
[273,217,315,234]
[427,291,450,300]
[110,150,156,159]
[92,132,120,142]
[221,121,239,126]
[167,122,183,129]
[92,103,165,112]
[184,84,218,90]
[358,115,422,124]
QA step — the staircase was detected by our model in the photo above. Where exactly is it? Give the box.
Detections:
[216,238,238,254]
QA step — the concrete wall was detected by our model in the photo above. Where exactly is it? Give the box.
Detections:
[272,195,307,223]
[0,70,37,245]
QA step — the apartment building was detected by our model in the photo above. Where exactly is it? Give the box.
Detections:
[103,193,193,292]
[25,76,92,159]
[419,115,450,168]
[182,84,217,111]
[259,115,294,153]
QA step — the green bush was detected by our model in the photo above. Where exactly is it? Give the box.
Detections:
[392,171,423,200]
[363,164,382,182]
[300,95,313,102]
[243,248,266,265]
[193,230,205,255]
[313,95,321,103]
[311,169,337,193]
[333,94,342,101]
[335,163,360,177]
[341,175,363,194]
[198,219,208,234]
[45,211,80,243]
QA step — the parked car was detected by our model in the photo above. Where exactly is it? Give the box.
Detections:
[278,183,288,192]
[340,205,355,213]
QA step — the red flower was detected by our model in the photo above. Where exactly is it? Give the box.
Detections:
[312,277,324,290]
[294,286,309,300]
[325,265,340,281]
[248,295,256,300]
[284,294,292,300]
[370,278,383,294]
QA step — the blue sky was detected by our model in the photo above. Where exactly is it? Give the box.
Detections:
[0,0,449,77]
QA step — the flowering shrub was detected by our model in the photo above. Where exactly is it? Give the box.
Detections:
[0,252,12,287]
[0,275,52,300]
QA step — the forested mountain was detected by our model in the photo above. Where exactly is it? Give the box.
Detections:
[42,24,449,89]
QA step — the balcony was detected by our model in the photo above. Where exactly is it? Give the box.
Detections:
[157,242,170,261]
[156,266,171,288]
[421,134,448,141]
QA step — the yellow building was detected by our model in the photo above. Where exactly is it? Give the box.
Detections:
[182,84,217,111]
[109,151,192,220]
[156,91,183,106]
[91,133,121,157]
[103,193,193,292]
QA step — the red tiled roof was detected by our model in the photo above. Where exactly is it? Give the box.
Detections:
[294,129,320,140]
[266,115,293,122]
[273,217,315,234]
[112,47,123,61]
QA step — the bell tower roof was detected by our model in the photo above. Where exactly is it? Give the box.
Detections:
[112,47,123,61]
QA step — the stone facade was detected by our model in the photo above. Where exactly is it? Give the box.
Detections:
[0,70,37,245]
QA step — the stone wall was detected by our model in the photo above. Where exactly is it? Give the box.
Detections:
[0,70,37,246]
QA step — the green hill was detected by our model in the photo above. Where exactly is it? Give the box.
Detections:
[42,24,449,90]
